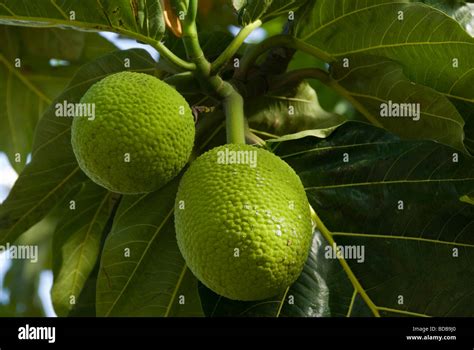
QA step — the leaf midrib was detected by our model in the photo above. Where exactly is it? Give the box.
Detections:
[69,192,111,301]
[333,41,474,57]
[0,54,52,103]
[279,141,395,159]
[164,264,187,317]
[305,178,474,190]
[332,232,474,248]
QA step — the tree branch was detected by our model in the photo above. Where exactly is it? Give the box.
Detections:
[181,0,245,144]
[211,20,262,75]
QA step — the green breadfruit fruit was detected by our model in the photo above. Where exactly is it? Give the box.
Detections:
[175,144,313,301]
[71,71,195,194]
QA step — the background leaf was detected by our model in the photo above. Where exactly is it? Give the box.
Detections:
[0,25,115,172]
[293,1,474,150]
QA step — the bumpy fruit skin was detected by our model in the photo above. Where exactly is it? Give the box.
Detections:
[175,144,312,301]
[71,71,194,194]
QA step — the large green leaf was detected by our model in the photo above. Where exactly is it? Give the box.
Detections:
[329,54,466,152]
[199,230,332,317]
[294,1,474,89]
[0,0,164,41]
[0,25,115,172]
[271,121,474,316]
[247,80,346,139]
[0,49,156,248]
[15,26,117,62]
[293,1,474,144]
[96,178,203,317]
[51,182,115,316]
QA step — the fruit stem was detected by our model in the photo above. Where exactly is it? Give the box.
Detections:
[181,0,211,76]
[236,34,335,80]
[223,89,246,145]
[181,0,246,145]
[152,40,197,72]
[211,19,263,75]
